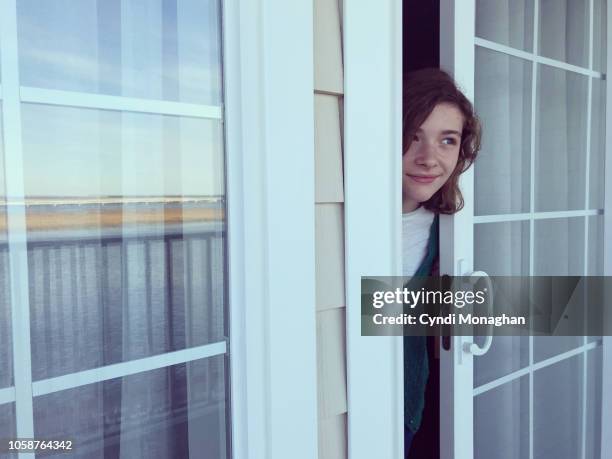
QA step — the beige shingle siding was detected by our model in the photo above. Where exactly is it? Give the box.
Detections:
[315,204,345,310]
[315,94,344,203]
[316,307,347,418]
[318,413,348,459]
[314,0,346,457]
[314,0,343,94]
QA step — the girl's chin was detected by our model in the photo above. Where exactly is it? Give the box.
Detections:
[409,191,435,203]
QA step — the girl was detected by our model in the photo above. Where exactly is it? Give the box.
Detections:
[402,68,481,457]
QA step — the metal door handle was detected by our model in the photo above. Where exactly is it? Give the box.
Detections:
[463,270,493,356]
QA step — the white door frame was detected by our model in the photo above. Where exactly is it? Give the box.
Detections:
[224,1,319,458]
[601,0,612,455]
[343,0,404,458]
[439,1,477,458]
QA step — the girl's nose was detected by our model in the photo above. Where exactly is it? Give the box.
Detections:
[415,142,437,167]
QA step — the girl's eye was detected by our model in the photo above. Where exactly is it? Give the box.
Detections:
[442,137,457,145]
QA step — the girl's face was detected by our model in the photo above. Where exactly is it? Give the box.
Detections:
[402,102,463,212]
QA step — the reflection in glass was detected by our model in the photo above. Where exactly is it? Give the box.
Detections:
[535,66,588,212]
[590,79,606,210]
[20,104,226,381]
[474,221,530,386]
[474,376,529,459]
[0,106,13,389]
[34,355,229,459]
[474,48,532,215]
[539,0,589,68]
[0,249,11,389]
[588,215,604,276]
[474,336,529,388]
[593,0,607,73]
[17,0,222,105]
[533,335,583,363]
[533,217,584,362]
[586,347,603,459]
[475,221,529,276]
[0,403,17,458]
[534,217,584,276]
[475,0,534,52]
[533,356,582,459]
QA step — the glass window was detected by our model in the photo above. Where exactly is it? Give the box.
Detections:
[0,403,17,457]
[0,106,13,391]
[17,0,222,105]
[34,356,229,458]
[1,1,230,457]
[474,48,532,215]
[23,106,225,380]
[475,0,534,52]
[593,0,607,73]
[538,0,589,68]
[535,66,588,212]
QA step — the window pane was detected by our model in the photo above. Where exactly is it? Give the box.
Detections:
[534,217,585,276]
[474,48,532,215]
[539,0,589,68]
[474,336,529,387]
[532,212,584,362]
[535,66,588,212]
[593,0,607,73]
[0,249,11,389]
[586,347,603,459]
[0,105,12,390]
[0,403,17,458]
[17,0,222,105]
[20,104,226,381]
[588,215,604,276]
[590,78,606,209]
[33,355,229,459]
[474,221,530,387]
[475,221,530,276]
[475,0,534,52]
[533,356,583,459]
[474,376,529,459]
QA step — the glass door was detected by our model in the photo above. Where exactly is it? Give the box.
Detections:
[440,0,610,457]
[0,1,230,457]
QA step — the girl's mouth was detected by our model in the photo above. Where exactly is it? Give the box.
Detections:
[409,175,439,184]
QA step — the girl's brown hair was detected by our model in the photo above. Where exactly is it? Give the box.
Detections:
[403,68,482,214]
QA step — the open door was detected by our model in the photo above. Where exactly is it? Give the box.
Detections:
[439,1,611,457]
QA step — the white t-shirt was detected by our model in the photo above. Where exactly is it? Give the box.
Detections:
[402,206,435,277]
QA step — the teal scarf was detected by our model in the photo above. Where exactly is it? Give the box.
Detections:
[404,213,439,433]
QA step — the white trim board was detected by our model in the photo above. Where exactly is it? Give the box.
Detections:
[343,0,403,458]
[225,1,318,458]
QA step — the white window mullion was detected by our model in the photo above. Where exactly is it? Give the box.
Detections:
[473,340,601,397]
[475,37,604,79]
[474,209,602,224]
[0,0,35,454]
[344,0,403,458]
[528,2,540,459]
[221,1,249,458]
[19,86,222,120]
[32,341,227,396]
[581,1,595,458]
